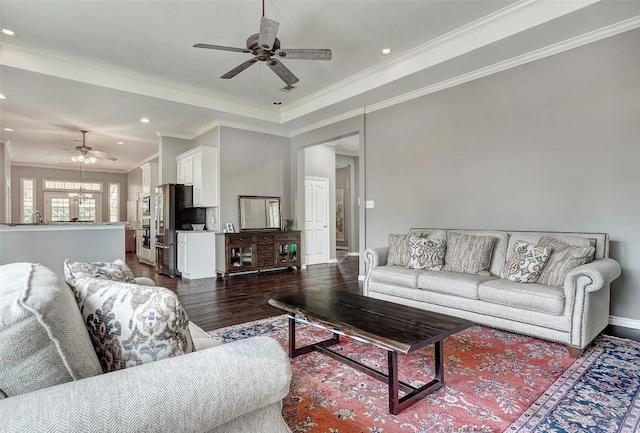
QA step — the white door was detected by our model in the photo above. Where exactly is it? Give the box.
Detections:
[304,176,330,265]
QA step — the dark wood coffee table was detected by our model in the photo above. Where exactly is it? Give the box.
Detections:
[268,289,473,414]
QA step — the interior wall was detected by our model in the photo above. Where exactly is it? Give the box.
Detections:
[159,136,194,184]
[0,142,10,223]
[364,28,640,321]
[11,165,129,223]
[127,166,142,201]
[219,126,290,231]
[335,166,349,249]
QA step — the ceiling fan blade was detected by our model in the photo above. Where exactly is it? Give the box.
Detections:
[221,58,258,79]
[258,17,279,50]
[88,150,118,161]
[193,43,250,53]
[275,49,332,61]
[267,59,299,86]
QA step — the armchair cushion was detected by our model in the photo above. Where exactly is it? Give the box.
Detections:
[69,276,195,373]
[0,263,102,398]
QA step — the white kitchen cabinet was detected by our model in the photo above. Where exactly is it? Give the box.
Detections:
[175,146,218,207]
[177,231,216,279]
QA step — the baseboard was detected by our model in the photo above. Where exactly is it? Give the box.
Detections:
[301,264,307,270]
[609,315,640,330]
[347,252,360,257]
[328,258,338,264]
[358,275,365,281]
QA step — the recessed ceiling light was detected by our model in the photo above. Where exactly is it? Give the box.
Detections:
[1,28,18,38]
[273,101,282,105]
[140,118,150,123]
[0,94,6,99]
[117,141,124,145]
[380,48,392,55]
[3,128,14,132]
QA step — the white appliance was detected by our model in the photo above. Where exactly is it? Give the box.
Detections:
[177,231,216,279]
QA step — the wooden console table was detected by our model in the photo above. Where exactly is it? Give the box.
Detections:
[215,230,301,278]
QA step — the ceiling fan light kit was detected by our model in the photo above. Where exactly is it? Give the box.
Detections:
[193,0,331,87]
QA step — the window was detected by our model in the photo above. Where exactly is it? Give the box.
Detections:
[43,180,102,192]
[44,192,101,223]
[108,183,120,222]
[21,178,36,222]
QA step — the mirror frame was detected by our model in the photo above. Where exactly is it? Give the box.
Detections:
[238,195,282,231]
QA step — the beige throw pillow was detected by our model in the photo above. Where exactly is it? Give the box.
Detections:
[537,237,595,287]
[443,232,496,276]
[406,236,446,270]
[68,277,195,373]
[501,240,552,283]
[387,232,430,266]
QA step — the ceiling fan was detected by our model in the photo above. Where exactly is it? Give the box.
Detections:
[56,130,117,164]
[193,0,332,87]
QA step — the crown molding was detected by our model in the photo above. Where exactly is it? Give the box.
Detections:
[290,14,640,137]
[290,108,365,138]
[11,161,128,174]
[193,119,290,139]
[365,15,640,115]
[2,43,281,123]
[280,0,600,123]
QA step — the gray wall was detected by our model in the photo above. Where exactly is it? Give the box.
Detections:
[364,28,640,321]
[127,166,142,201]
[0,142,10,223]
[11,165,128,223]
[160,136,194,184]
[219,127,290,230]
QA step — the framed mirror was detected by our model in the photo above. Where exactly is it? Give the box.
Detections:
[238,195,281,231]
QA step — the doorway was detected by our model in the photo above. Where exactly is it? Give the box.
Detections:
[304,176,330,265]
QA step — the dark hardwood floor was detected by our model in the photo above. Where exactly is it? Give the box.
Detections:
[126,252,640,343]
[126,250,361,331]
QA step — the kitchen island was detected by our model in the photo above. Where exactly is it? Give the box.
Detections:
[0,223,126,277]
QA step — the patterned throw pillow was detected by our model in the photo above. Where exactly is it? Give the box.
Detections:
[387,232,432,266]
[443,232,496,276]
[406,236,446,270]
[64,258,136,285]
[68,277,194,373]
[500,240,551,283]
[537,237,595,287]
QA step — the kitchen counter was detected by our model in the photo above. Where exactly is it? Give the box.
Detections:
[0,223,126,276]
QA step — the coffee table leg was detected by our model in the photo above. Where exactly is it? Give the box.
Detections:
[435,340,444,383]
[288,315,297,357]
[388,351,400,414]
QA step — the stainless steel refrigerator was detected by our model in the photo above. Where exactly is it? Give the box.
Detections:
[155,184,206,277]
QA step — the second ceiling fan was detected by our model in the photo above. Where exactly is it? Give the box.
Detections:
[193,0,332,87]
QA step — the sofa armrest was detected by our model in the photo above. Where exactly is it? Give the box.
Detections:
[564,258,621,294]
[0,336,292,433]
[363,246,389,295]
[564,258,621,350]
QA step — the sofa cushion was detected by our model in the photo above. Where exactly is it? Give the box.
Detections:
[406,236,446,270]
[69,277,195,373]
[443,232,496,276]
[370,266,422,289]
[64,258,136,285]
[479,278,566,316]
[0,263,103,398]
[537,237,595,287]
[500,240,551,283]
[417,270,495,299]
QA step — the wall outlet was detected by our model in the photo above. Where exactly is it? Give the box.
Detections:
[365,200,375,209]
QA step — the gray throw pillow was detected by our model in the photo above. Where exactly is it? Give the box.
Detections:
[537,237,595,287]
[406,236,446,270]
[443,232,496,276]
[387,232,430,266]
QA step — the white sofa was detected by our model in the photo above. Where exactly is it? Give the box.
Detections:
[364,229,621,357]
[0,262,293,433]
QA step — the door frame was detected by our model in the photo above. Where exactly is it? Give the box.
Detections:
[304,175,330,265]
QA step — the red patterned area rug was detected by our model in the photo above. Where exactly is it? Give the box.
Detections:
[209,316,640,433]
